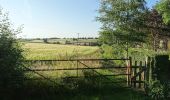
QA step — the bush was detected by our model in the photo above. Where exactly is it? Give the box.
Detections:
[0,9,25,88]
[147,80,165,100]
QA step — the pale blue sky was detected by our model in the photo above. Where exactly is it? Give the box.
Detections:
[0,0,158,38]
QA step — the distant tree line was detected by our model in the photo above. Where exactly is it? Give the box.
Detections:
[20,37,99,46]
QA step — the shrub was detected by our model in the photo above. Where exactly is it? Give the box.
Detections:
[147,80,165,100]
[0,8,25,88]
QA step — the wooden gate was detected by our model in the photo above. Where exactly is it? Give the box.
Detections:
[24,58,131,87]
[24,57,150,89]
[130,57,151,90]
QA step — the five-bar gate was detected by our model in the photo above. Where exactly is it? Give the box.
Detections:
[24,57,149,89]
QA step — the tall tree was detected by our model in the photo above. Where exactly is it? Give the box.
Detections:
[97,0,149,44]
[146,9,170,50]
[156,0,170,24]
[98,0,170,51]
[97,0,151,60]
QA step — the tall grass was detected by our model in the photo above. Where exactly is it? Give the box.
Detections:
[23,43,100,60]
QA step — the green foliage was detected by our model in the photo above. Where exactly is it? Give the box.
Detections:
[0,8,25,88]
[156,0,170,24]
[145,55,170,99]
[97,0,149,43]
[99,30,116,45]
[147,80,165,100]
[97,0,152,61]
[101,44,126,65]
[128,48,155,61]
[98,0,170,54]
[102,44,126,58]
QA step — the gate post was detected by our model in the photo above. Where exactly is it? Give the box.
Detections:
[144,60,147,89]
[127,57,132,87]
[134,61,137,88]
[139,61,142,88]
[129,57,132,87]
[145,57,151,93]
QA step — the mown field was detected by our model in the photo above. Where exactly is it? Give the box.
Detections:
[23,43,100,60]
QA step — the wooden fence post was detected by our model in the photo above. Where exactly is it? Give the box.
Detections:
[129,57,132,87]
[127,60,129,87]
[145,57,151,93]
[139,61,142,88]
[134,61,137,88]
[147,57,152,83]
[144,60,147,89]
[127,57,132,87]
[142,61,145,89]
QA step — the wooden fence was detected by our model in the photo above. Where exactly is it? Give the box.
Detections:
[24,57,150,89]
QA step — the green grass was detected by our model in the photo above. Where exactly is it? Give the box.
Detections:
[17,42,149,100]
[23,43,100,60]
[22,81,147,100]
[1,78,148,100]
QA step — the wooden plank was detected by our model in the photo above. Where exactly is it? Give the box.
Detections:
[61,74,130,78]
[131,66,146,68]
[24,66,128,71]
[24,78,128,84]
[25,58,130,62]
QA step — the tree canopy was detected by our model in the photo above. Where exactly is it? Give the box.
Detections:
[97,0,149,43]
[156,0,170,24]
[98,0,170,49]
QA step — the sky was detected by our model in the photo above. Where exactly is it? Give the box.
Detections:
[0,0,159,38]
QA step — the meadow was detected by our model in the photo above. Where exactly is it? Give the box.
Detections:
[23,42,100,60]
[17,42,149,100]
[23,42,117,80]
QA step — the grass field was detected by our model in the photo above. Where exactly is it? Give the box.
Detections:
[18,42,149,100]
[23,43,100,60]
[22,42,127,84]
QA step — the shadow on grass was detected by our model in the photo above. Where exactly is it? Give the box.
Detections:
[0,76,149,100]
